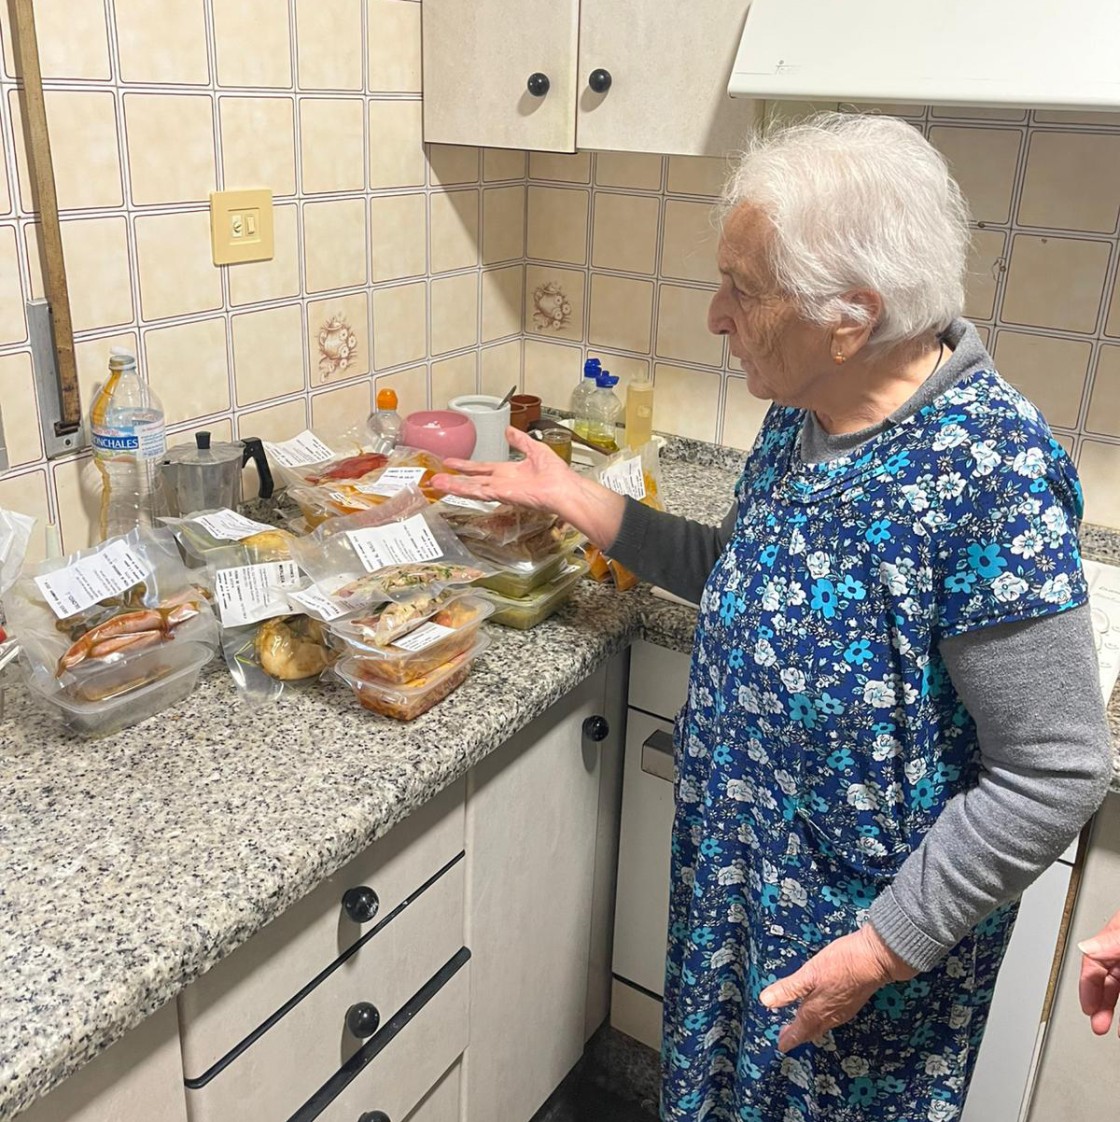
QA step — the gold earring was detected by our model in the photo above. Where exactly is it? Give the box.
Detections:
[833,353,846,365]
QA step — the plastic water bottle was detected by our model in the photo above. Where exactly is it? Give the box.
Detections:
[586,371,622,453]
[367,386,402,452]
[88,348,166,541]
[570,357,601,439]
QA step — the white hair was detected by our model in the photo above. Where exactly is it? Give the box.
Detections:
[720,112,970,350]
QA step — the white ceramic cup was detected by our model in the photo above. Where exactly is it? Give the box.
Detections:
[448,395,510,461]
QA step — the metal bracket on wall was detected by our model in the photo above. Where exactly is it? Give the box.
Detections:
[28,300,86,459]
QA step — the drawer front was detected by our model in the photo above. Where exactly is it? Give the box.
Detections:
[627,640,690,720]
[179,779,464,1080]
[184,857,465,1122]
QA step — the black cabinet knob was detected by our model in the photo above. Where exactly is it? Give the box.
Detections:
[342,886,380,924]
[588,68,612,93]
[346,1001,381,1039]
[358,1113,390,1122]
[583,715,610,742]
[526,72,550,97]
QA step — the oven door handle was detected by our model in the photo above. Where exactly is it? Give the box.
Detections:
[640,729,675,783]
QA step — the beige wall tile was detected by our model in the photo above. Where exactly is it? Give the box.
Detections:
[482,265,523,342]
[591,193,659,274]
[523,338,583,405]
[115,0,209,84]
[529,152,591,184]
[991,331,1091,429]
[303,197,367,293]
[482,185,526,264]
[722,376,770,451]
[63,217,134,332]
[525,264,584,341]
[432,351,478,408]
[653,364,722,441]
[1078,440,1120,527]
[232,304,305,406]
[655,285,724,366]
[296,0,362,90]
[527,186,588,265]
[481,340,522,395]
[1001,234,1110,333]
[963,229,1006,321]
[376,365,427,416]
[125,94,215,205]
[311,380,371,433]
[75,331,140,409]
[0,470,50,558]
[373,282,427,368]
[229,202,300,305]
[0,116,9,215]
[594,152,663,192]
[145,318,231,425]
[0,351,42,465]
[667,155,727,197]
[929,126,1021,225]
[974,325,991,346]
[1035,110,1120,127]
[0,224,26,344]
[1018,132,1120,233]
[300,99,365,193]
[53,454,100,551]
[1087,346,1120,437]
[368,0,422,93]
[135,211,222,321]
[430,189,479,274]
[930,105,1027,122]
[221,97,296,195]
[213,0,292,88]
[431,272,479,356]
[27,0,109,79]
[662,199,719,284]
[370,192,427,281]
[238,398,308,443]
[484,148,527,182]
[430,146,481,187]
[368,100,426,188]
[587,352,649,401]
[22,220,43,297]
[307,291,368,384]
[588,274,654,353]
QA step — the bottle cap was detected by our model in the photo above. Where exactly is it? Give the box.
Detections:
[376,388,398,410]
[583,357,602,378]
[108,347,137,370]
[596,372,619,387]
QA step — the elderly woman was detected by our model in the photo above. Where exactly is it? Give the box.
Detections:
[435,113,1113,1121]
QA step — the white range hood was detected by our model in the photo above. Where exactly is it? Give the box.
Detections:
[729,0,1120,112]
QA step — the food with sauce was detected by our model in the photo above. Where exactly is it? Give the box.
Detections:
[255,615,333,680]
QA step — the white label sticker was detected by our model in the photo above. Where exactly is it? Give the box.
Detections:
[391,621,456,652]
[286,583,348,621]
[34,539,151,619]
[193,510,275,541]
[346,514,443,571]
[441,495,501,512]
[263,430,335,468]
[355,466,426,497]
[213,560,302,627]
[600,456,646,500]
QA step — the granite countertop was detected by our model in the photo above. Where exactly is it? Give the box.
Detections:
[2,441,1119,1120]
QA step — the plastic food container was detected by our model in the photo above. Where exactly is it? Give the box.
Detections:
[329,595,494,684]
[478,558,588,630]
[478,537,582,599]
[336,633,490,720]
[31,641,214,737]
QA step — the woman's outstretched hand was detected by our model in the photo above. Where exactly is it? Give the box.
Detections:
[1079,910,1120,1036]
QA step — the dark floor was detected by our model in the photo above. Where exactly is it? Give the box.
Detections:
[533,1076,658,1122]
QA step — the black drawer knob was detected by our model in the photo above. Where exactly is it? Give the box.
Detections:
[358,1113,390,1122]
[526,72,550,97]
[582,715,610,742]
[588,68,612,93]
[346,1001,381,1039]
[342,886,380,924]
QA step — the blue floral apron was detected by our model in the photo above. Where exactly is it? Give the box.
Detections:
[662,369,1087,1121]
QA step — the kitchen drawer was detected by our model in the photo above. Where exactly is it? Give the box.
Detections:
[627,640,690,720]
[179,779,464,1082]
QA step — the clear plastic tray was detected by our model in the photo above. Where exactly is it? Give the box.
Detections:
[478,558,588,630]
[477,537,583,599]
[336,633,490,720]
[328,595,494,684]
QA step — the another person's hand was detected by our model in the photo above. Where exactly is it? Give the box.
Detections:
[760,925,917,1053]
[1079,910,1120,1035]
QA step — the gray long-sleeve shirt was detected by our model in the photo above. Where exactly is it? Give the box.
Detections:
[609,320,1112,971]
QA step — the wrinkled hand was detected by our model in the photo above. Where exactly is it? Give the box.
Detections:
[760,926,917,1053]
[1079,910,1120,1036]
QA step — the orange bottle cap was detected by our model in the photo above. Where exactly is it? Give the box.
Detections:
[376,388,398,410]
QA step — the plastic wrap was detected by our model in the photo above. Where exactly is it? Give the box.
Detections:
[220,614,335,705]
[587,441,664,589]
[163,508,293,565]
[437,497,557,547]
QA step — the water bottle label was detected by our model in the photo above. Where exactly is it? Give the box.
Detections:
[91,420,165,459]
[137,422,166,461]
[91,432,140,453]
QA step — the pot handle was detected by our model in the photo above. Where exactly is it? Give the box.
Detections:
[240,437,274,500]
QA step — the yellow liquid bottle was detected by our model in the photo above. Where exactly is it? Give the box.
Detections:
[625,379,654,449]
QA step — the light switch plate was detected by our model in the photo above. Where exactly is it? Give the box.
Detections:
[210,188,274,265]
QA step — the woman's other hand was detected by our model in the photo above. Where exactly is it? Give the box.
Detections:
[1079,910,1120,1035]
[760,925,917,1053]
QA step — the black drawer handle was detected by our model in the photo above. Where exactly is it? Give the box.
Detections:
[342,886,380,924]
[582,715,609,742]
[358,1113,390,1122]
[346,1002,381,1039]
[527,72,550,97]
[588,68,612,93]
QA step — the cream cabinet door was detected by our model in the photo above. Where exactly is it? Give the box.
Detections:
[422,0,580,151]
[576,0,757,155]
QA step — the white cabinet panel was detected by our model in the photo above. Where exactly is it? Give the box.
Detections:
[627,639,690,720]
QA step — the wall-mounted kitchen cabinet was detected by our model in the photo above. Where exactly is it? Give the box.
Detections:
[422,0,756,156]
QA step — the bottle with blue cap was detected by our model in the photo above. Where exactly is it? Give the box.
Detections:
[586,370,622,453]
[570,356,601,439]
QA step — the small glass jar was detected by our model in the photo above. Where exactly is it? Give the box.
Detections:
[540,427,572,464]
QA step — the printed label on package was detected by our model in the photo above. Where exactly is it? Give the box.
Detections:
[600,456,646,500]
[35,540,151,619]
[440,495,502,512]
[193,510,275,541]
[391,621,456,652]
[286,584,348,622]
[345,514,443,571]
[262,430,335,468]
[355,467,426,497]
[213,560,302,627]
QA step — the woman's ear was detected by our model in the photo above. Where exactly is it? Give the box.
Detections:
[830,291,883,360]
